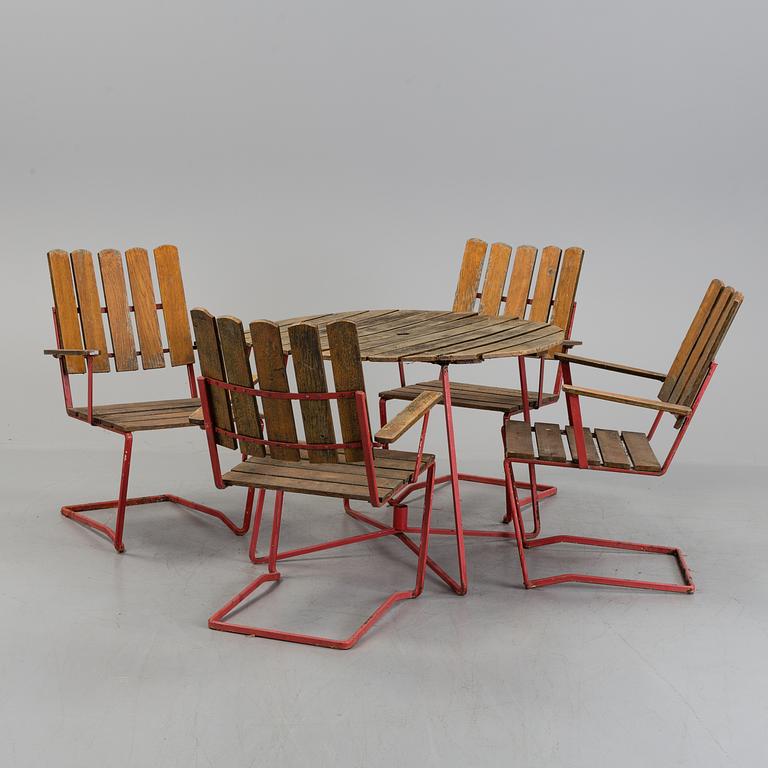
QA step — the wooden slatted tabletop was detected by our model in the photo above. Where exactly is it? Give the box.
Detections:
[246,310,564,364]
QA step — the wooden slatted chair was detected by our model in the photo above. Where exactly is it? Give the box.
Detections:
[378,238,584,535]
[193,311,443,649]
[45,246,253,553]
[503,279,743,593]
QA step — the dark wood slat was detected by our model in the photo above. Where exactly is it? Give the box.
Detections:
[505,421,535,459]
[534,423,566,462]
[529,246,562,323]
[98,249,138,372]
[430,322,553,358]
[594,429,631,469]
[125,247,165,369]
[250,320,299,461]
[154,244,195,366]
[85,397,200,416]
[47,250,86,374]
[659,279,724,401]
[546,246,583,356]
[327,321,366,462]
[70,250,110,373]
[191,308,237,449]
[504,245,537,319]
[217,316,264,456]
[621,432,661,472]
[478,242,512,316]
[289,323,337,463]
[223,469,380,501]
[452,238,488,312]
[565,426,602,466]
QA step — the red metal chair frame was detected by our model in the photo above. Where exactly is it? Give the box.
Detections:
[198,373,447,649]
[46,250,253,553]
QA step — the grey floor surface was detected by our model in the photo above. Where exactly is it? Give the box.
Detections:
[0,447,765,768]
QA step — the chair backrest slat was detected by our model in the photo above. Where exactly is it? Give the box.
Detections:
[71,250,111,373]
[478,243,513,316]
[98,249,138,372]
[452,239,488,312]
[250,320,300,462]
[126,248,165,369]
[154,245,195,367]
[528,246,562,322]
[659,279,724,402]
[217,317,265,456]
[503,246,537,318]
[327,321,366,462]
[48,250,86,374]
[289,323,338,463]
[191,308,237,450]
[546,246,584,356]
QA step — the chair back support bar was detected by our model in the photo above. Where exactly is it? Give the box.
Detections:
[659,279,744,407]
[451,238,584,356]
[47,246,195,374]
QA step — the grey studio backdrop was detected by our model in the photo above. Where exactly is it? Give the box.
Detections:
[1,0,766,465]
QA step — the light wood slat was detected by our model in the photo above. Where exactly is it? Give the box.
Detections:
[83,398,200,415]
[452,238,488,312]
[376,391,441,444]
[621,432,661,472]
[565,426,602,466]
[504,245,537,318]
[154,244,195,366]
[659,279,724,401]
[289,323,337,463]
[505,421,535,459]
[554,353,666,381]
[327,321,367,462]
[428,322,552,358]
[668,286,734,405]
[47,250,86,374]
[546,246,584,356]
[70,250,110,373]
[478,243,512,316]
[534,423,567,462]
[98,249,138,372]
[250,320,299,462]
[562,384,691,416]
[191,309,236,449]
[125,247,165,369]
[217,316,264,456]
[529,246,562,322]
[481,330,567,360]
[594,429,631,469]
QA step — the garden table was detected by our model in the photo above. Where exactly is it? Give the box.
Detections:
[253,308,565,595]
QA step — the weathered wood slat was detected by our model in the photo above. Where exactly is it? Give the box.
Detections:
[565,426,602,466]
[125,247,165,369]
[452,239,488,312]
[217,316,264,456]
[594,429,631,469]
[504,245,537,319]
[70,249,110,373]
[191,308,237,449]
[327,321,366,462]
[47,250,86,374]
[250,320,299,461]
[154,245,195,366]
[289,323,337,463]
[505,421,535,459]
[534,422,567,462]
[376,391,441,444]
[659,279,724,401]
[80,397,201,416]
[546,246,584,356]
[528,246,562,323]
[98,249,139,372]
[478,243,512,316]
[621,431,661,472]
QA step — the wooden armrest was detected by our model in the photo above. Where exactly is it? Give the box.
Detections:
[189,407,204,426]
[560,340,582,348]
[555,353,666,381]
[562,384,691,416]
[375,391,442,445]
[43,348,100,358]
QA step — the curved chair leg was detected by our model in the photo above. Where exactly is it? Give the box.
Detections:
[60,431,254,553]
[504,461,695,593]
[210,467,437,649]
